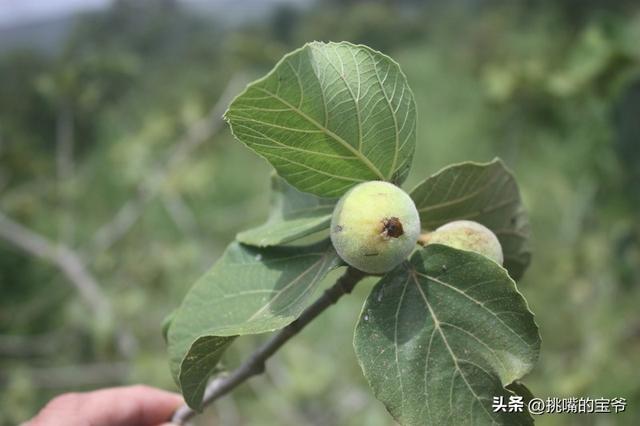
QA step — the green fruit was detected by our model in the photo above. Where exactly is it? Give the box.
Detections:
[426,220,503,264]
[330,181,420,274]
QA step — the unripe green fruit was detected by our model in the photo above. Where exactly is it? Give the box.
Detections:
[330,181,420,274]
[425,220,504,265]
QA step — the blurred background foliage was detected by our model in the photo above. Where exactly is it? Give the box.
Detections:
[1,0,639,425]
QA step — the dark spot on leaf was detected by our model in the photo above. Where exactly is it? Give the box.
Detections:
[335,225,343,232]
[364,252,380,257]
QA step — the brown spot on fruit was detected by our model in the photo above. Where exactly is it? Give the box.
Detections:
[381,217,404,239]
[329,181,421,274]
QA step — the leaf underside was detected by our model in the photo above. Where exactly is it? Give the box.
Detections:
[225,41,417,197]
[410,159,532,280]
[177,335,234,411]
[237,174,335,247]
[354,244,540,426]
[167,239,341,409]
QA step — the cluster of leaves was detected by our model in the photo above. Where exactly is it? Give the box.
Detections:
[3,1,639,424]
[166,41,541,424]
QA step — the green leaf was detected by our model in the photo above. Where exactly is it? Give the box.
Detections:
[507,381,535,407]
[410,159,531,280]
[225,41,416,197]
[237,174,335,247]
[161,310,176,344]
[353,244,540,426]
[174,335,234,411]
[167,239,341,409]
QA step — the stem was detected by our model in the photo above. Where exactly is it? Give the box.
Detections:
[417,231,433,247]
[171,266,366,424]
[0,211,137,358]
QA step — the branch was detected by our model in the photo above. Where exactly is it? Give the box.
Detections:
[171,266,367,424]
[162,192,199,238]
[0,211,109,318]
[0,211,136,358]
[89,75,247,256]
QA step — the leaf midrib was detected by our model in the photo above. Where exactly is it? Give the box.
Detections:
[366,48,401,181]
[252,86,386,181]
[246,248,330,321]
[410,270,496,423]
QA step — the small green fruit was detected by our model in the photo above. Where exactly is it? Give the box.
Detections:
[425,220,503,264]
[330,181,420,274]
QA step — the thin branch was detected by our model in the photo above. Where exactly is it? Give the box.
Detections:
[0,211,109,318]
[0,211,137,358]
[162,192,199,238]
[171,267,366,424]
[90,75,247,256]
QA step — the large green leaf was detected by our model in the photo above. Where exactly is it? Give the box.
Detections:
[225,41,416,197]
[410,159,531,280]
[237,174,335,247]
[354,244,540,426]
[168,239,341,409]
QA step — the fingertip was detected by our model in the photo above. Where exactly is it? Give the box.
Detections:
[83,385,183,425]
[121,385,184,424]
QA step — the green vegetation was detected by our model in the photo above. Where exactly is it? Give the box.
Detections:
[1,1,639,425]
[168,39,538,424]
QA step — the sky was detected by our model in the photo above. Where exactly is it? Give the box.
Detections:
[0,0,311,30]
[0,0,110,28]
